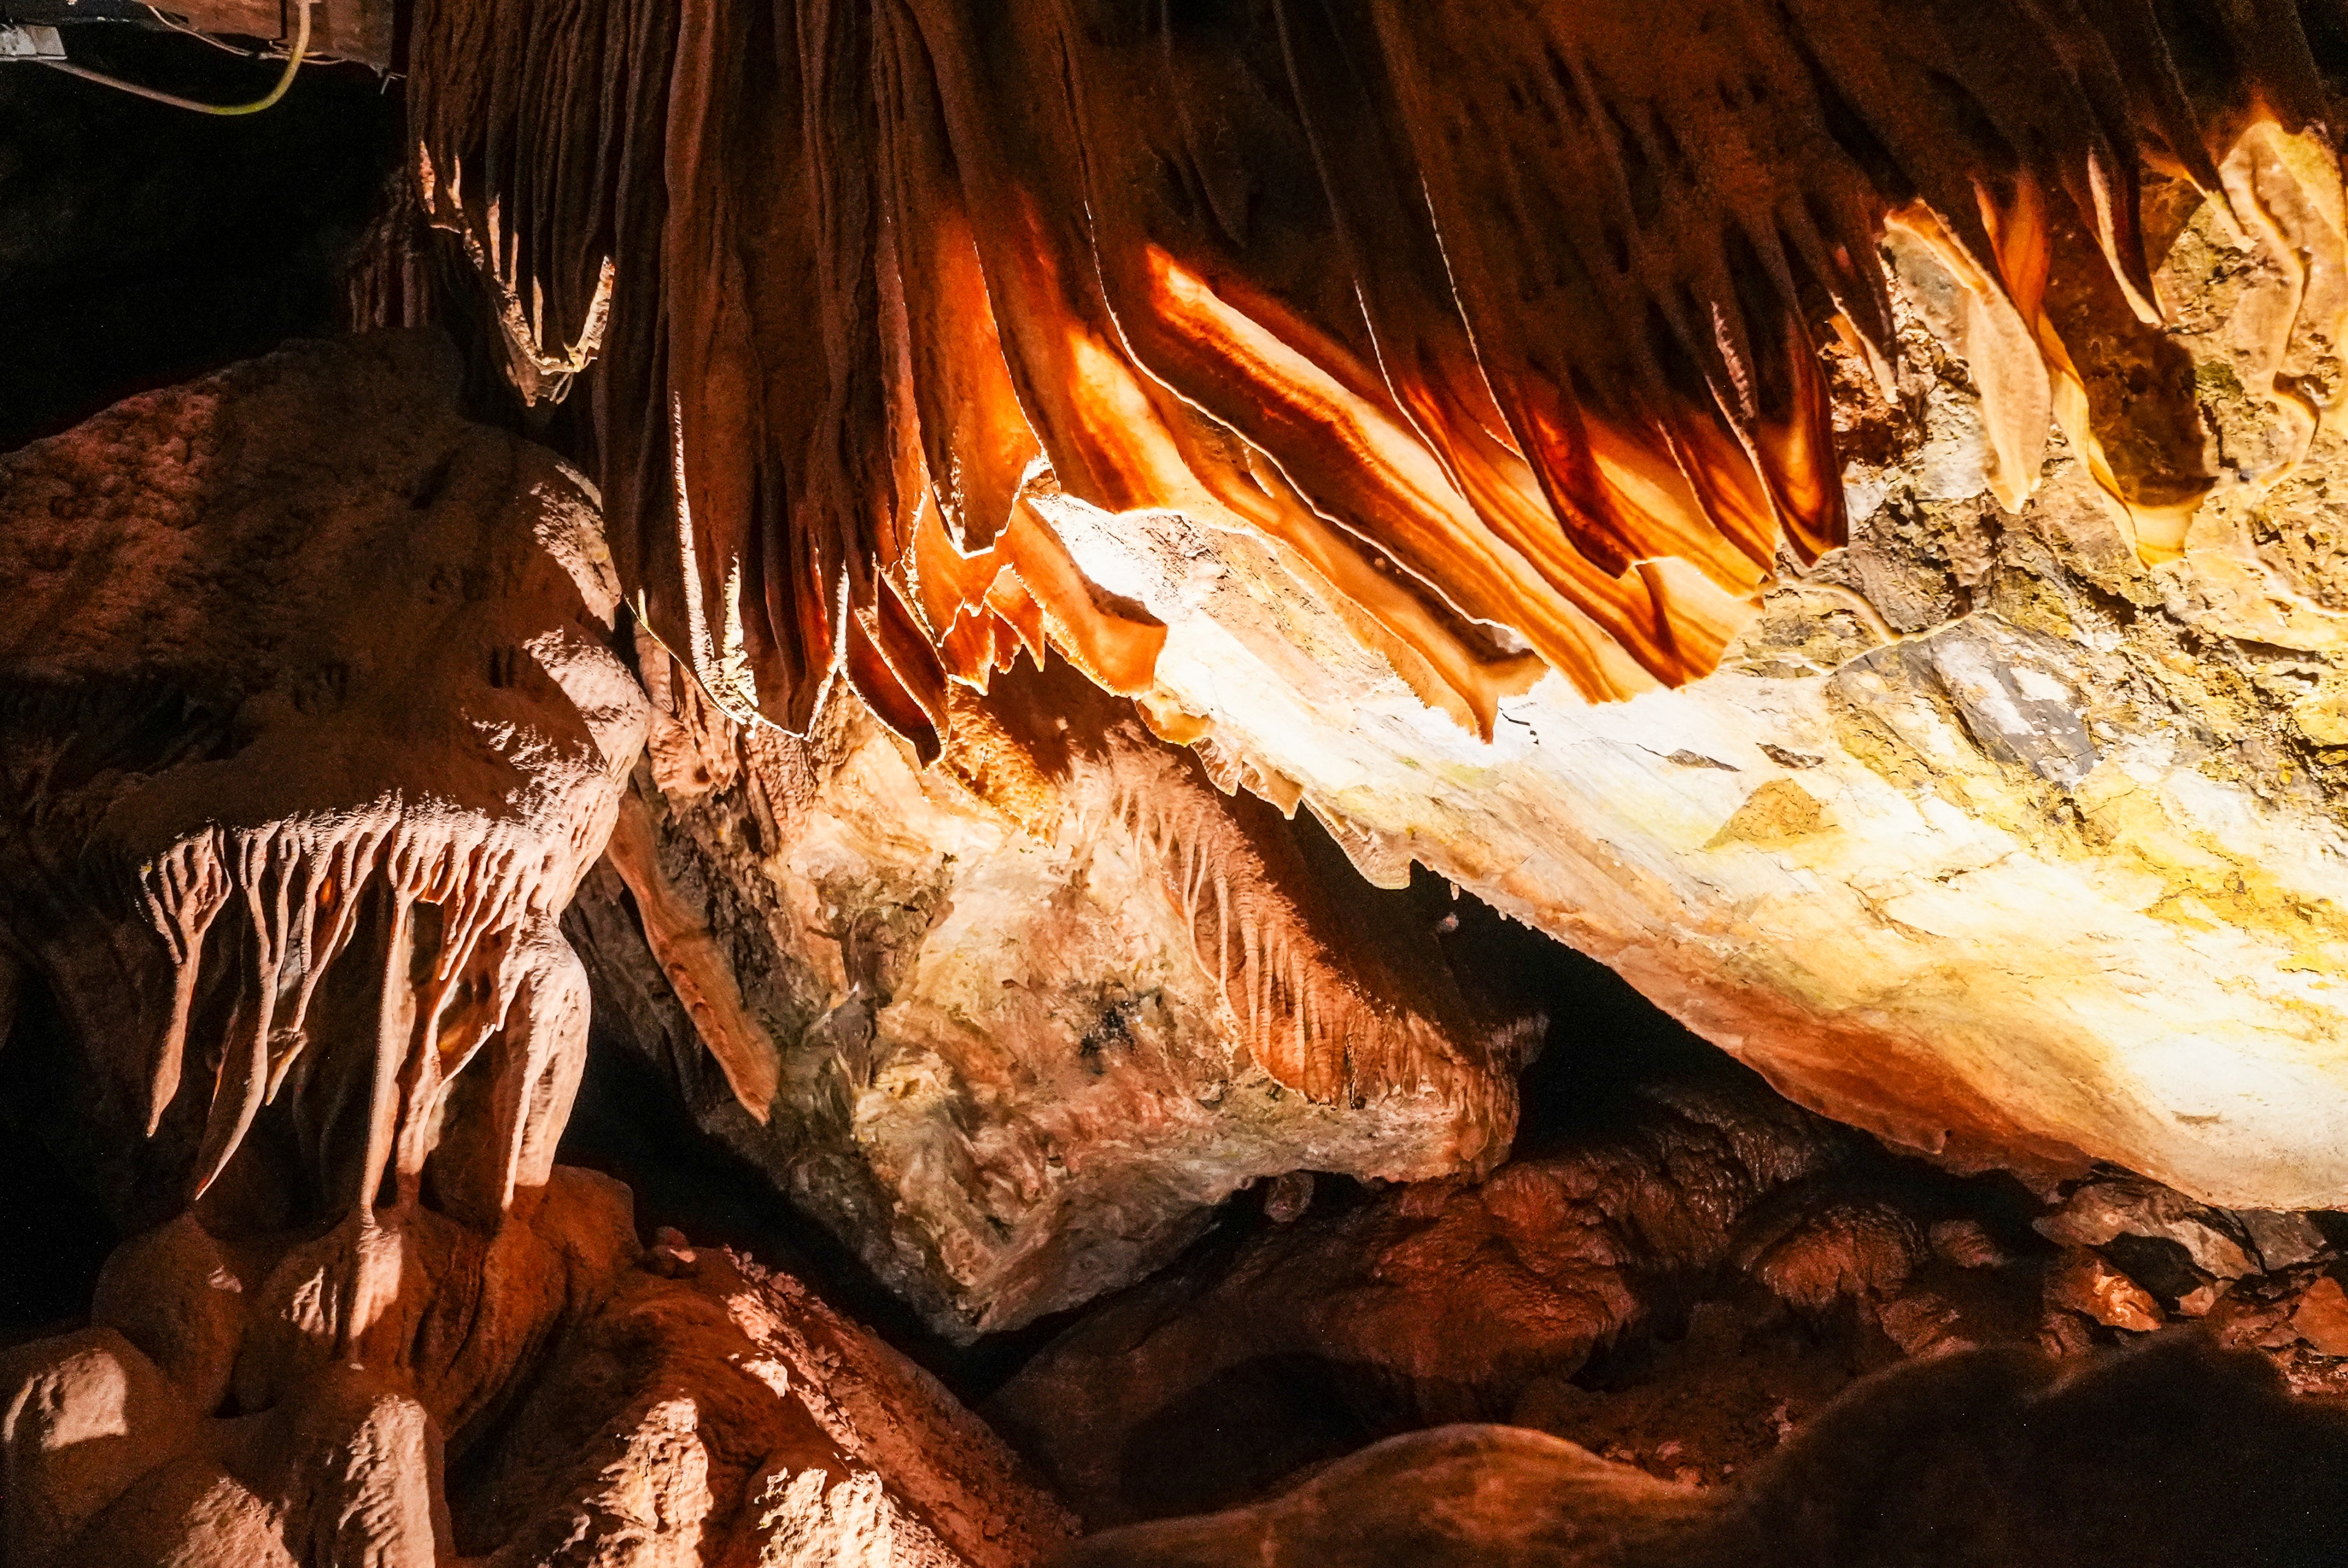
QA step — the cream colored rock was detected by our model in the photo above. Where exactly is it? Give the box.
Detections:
[571,651,1535,1336]
[1043,133,2348,1211]
[455,1244,1073,1568]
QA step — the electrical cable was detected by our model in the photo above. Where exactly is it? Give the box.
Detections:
[144,4,268,59]
[37,0,311,115]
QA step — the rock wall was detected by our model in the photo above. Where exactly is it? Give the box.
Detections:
[0,338,1070,1567]
[1049,135,2348,1211]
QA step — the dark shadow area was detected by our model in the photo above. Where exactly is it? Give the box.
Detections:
[1116,1353,1374,1520]
[0,971,119,1348]
[0,28,399,451]
[1434,878,1746,1153]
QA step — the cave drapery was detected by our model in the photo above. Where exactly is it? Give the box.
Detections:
[11,2,2348,1565]
[412,0,2326,742]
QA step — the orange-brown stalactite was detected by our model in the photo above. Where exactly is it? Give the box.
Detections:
[410,0,2345,745]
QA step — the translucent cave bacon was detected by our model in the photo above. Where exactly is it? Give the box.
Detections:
[409,0,2342,753]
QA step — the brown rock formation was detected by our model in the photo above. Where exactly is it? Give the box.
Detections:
[393,0,2348,1218]
[991,1038,2348,1525]
[18,7,2348,1562]
[988,1067,1856,1523]
[1058,1337,2348,1568]
[567,638,1536,1337]
[0,337,1068,1567]
[0,329,639,1240]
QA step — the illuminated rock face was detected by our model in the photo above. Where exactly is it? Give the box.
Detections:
[409,0,2342,744]
[0,338,1069,1568]
[409,0,2348,1212]
[0,331,642,1235]
[569,642,1536,1338]
[1054,144,2348,1212]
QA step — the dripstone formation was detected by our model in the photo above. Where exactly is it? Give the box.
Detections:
[7,2,2348,1565]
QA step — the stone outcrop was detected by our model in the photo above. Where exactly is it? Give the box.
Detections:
[0,336,1069,1567]
[992,1052,2348,1526]
[990,1067,1855,1524]
[0,329,641,1242]
[1051,137,2348,1211]
[568,640,1536,1338]
[1058,1338,2348,1568]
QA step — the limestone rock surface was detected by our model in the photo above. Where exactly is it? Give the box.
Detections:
[1048,141,2348,1210]
[0,338,1069,1567]
[990,1068,1854,1524]
[568,646,1536,1337]
[413,0,2348,1215]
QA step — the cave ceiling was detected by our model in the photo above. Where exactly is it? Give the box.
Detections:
[9,1,2348,1564]
[409,0,2314,730]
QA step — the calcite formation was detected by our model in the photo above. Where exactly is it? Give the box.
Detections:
[20,2,2348,1562]
[0,337,1068,1567]
[1054,138,2348,1211]
[568,637,1535,1337]
[0,330,641,1238]
[407,0,2335,740]
[403,0,2348,1211]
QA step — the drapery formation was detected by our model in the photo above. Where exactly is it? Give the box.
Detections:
[409,0,2343,755]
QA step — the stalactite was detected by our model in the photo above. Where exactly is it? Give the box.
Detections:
[1089,743,1524,1167]
[121,810,586,1215]
[409,0,2346,756]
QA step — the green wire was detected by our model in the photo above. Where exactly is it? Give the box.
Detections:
[39,0,312,117]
